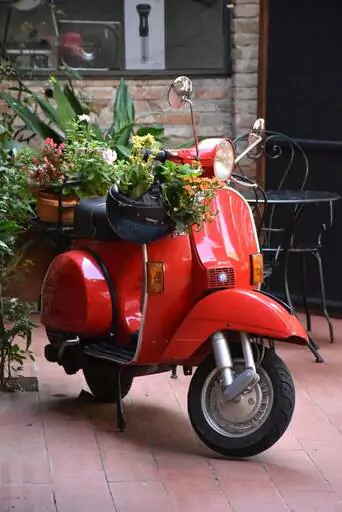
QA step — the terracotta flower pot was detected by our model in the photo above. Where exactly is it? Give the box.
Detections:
[36,192,79,225]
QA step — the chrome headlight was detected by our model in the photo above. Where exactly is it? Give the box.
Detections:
[213,139,235,181]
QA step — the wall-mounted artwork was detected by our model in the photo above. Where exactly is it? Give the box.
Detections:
[124,0,165,70]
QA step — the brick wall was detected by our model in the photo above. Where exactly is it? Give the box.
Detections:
[231,0,260,137]
[1,1,260,143]
[75,0,261,141]
[1,0,260,303]
[79,78,232,144]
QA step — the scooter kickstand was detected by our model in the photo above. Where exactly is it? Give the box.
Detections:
[116,370,127,433]
[308,335,324,363]
[171,366,178,379]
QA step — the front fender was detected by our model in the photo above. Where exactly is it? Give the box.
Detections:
[162,289,308,362]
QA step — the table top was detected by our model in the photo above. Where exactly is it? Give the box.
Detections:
[243,189,341,205]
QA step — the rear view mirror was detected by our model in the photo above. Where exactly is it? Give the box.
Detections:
[168,76,193,109]
[248,118,265,146]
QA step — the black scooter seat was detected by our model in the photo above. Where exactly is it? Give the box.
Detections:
[74,197,121,241]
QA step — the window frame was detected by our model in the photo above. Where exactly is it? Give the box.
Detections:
[0,0,232,79]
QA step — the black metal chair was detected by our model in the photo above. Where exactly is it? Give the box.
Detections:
[233,131,335,343]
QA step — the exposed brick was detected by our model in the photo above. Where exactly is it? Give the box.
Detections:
[234,73,258,88]
[233,19,259,34]
[232,87,258,100]
[234,58,259,73]
[195,88,230,100]
[233,100,258,115]
[235,4,259,18]
[234,33,259,46]
[235,113,258,129]
[233,46,259,61]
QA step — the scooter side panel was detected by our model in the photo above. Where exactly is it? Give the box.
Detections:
[41,250,112,337]
[74,240,144,341]
[161,288,308,363]
[134,235,193,364]
[192,187,260,290]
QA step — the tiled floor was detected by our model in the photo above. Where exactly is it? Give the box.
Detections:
[1,316,342,511]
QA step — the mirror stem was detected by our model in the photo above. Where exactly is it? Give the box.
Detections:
[235,135,263,165]
[185,98,199,160]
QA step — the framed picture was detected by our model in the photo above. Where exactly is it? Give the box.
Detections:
[124,0,165,70]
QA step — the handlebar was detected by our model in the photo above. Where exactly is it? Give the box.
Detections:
[143,149,171,163]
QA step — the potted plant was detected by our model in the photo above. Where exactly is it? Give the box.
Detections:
[20,138,79,225]
[20,115,121,224]
[157,160,224,233]
[106,134,172,243]
[106,134,224,243]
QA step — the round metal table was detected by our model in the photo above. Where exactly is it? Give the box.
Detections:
[242,188,341,362]
[243,189,341,205]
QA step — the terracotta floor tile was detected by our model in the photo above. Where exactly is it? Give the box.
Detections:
[261,450,331,492]
[53,470,115,512]
[155,452,215,482]
[0,484,56,512]
[209,458,270,483]
[220,480,290,512]
[4,317,342,511]
[164,478,233,512]
[46,436,103,475]
[282,490,342,512]
[110,481,175,512]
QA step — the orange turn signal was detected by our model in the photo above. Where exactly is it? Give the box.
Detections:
[146,262,164,294]
[250,253,264,286]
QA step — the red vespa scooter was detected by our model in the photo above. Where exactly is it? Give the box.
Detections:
[41,76,310,459]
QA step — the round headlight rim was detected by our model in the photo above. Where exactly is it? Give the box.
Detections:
[213,138,235,182]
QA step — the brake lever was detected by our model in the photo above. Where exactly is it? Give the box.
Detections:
[230,174,259,188]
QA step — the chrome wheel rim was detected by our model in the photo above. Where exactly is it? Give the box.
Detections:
[201,360,274,438]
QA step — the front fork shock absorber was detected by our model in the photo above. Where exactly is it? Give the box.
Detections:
[211,332,259,401]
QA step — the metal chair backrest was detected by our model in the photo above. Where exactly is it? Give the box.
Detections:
[233,130,309,250]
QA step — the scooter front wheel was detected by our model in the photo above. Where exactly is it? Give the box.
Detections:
[83,359,133,404]
[187,347,295,458]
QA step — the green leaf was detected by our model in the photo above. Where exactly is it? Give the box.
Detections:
[63,85,89,116]
[116,144,131,158]
[89,122,105,141]
[26,91,64,133]
[50,76,76,129]
[115,122,135,147]
[135,125,164,140]
[108,78,135,142]
[0,91,63,142]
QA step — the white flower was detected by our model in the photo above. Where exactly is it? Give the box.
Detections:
[102,149,117,165]
[78,114,90,123]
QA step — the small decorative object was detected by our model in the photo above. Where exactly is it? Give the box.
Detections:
[136,4,151,62]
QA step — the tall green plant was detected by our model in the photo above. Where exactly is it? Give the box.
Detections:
[0,75,90,143]
[0,119,35,390]
[0,72,165,153]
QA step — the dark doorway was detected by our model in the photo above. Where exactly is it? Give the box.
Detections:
[266,0,342,314]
